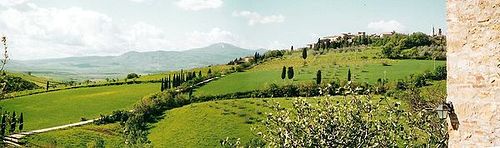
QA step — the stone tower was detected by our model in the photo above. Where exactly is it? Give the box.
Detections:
[447,0,499,146]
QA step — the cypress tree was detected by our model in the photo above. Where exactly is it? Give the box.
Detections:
[281,66,286,80]
[254,52,259,63]
[208,69,212,75]
[287,67,294,79]
[46,81,49,91]
[348,68,352,82]
[10,112,15,133]
[174,74,178,87]
[291,46,294,51]
[167,76,171,89]
[198,71,202,78]
[161,78,164,91]
[316,70,322,84]
[302,48,307,60]
[1,114,5,136]
[18,113,23,131]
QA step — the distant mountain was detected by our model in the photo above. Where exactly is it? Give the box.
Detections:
[6,43,266,80]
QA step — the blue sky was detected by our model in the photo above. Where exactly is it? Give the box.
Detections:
[0,0,446,60]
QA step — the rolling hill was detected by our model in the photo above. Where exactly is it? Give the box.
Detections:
[6,43,265,80]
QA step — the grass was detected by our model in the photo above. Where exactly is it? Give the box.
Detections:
[0,83,159,130]
[148,96,407,147]
[147,98,309,147]
[195,47,445,96]
[23,123,126,147]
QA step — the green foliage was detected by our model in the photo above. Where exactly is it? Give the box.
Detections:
[126,73,140,80]
[263,50,285,60]
[379,33,446,59]
[260,97,448,147]
[432,65,446,80]
[1,75,40,93]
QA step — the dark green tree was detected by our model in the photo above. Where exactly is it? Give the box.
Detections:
[1,114,5,136]
[316,70,322,84]
[348,68,352,82]
[287,67,294,79]
[207,69,212,75]
[18,113,23,131]
[160,78,165,91]
[302,48,307,60]
[126,73,140,80]
[198,71,202,78]
[281,66,286,80]
[10,112,15,133]
[46,81,49,91]
[291,46,294,51]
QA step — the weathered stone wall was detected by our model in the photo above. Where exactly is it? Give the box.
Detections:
[447,0,500,147]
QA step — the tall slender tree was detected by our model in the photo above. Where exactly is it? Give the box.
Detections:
[348,68,352,82]
[316,70,322,84]
[46,81,49,91]
[161,78,164,91]
[302,48,307,60]
[291,46,294,51]
[1,114,5,136]
[287,67,294,79]
[18,113,23,131]
[207,69,212,75]
[10,112,15,133]
[198,71,202,78]
[281,66,286,80]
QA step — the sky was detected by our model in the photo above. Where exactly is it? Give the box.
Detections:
[0,0,446,60]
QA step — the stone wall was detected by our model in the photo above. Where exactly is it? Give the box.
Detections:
[447,0,499,147]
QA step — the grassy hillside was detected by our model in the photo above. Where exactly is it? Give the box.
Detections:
[195,47,445,96]
[6,72,56,87]
[148,96,406,147]
[0,83,158,130]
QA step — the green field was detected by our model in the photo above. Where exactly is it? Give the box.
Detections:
[23,123,125,147]
[0,83,159,130]
[195,48,445,96]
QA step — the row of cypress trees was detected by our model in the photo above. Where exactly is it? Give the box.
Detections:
[0,112,23,137]
[160,69,207,91]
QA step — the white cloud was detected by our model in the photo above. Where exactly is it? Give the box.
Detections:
[0,4,173,60]
[128,0,146,2]
[184,28,238,48]
[367,20,406,33]
[175,0,223,11]
[232,11,285,26]
[0,0,29,7]
[266,40,286,50]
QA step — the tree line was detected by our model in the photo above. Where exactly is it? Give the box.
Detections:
[160,69,213,91]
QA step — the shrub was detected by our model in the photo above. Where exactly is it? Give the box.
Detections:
[259,97,448,147]
[432,65,446,80]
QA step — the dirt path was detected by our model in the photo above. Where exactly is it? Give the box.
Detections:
[3,119,96,147]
